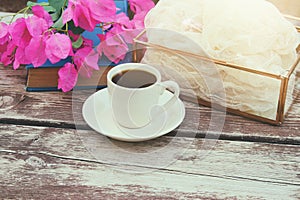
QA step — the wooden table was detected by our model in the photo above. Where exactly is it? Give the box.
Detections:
[0,63,299,199]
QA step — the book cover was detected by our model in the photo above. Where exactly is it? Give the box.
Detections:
[26,53,133,92]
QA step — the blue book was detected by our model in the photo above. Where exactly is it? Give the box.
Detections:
[26,53,132,92]
[26,0,130,92]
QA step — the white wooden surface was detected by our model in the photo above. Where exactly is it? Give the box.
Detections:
[0,124,299,199]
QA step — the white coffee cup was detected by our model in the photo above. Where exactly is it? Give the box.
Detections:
[107,63,180,129]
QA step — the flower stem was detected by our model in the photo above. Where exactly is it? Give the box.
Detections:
[8,6,30,24]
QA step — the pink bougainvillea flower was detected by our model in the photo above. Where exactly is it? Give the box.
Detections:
[32,5,53,27]
[1,43,16,66]
[25,36,47,67]
[63,0,97,32]
[9,18,32,48]
[127,0,154,30]
[14,46,30,70]
[103,12,139,44]
[63,0,117,32]
[74,4,96,32]
[0,22,9,45]
[1,44,30,70]
[0,0,154,92]
[131,11,148,29]
[83,50,99,70]
[45,33,72,64]
[100,0,151,46]
[97,34,128,63]
[58,63,78,92]
[82,37,94,48]
[0,42,8,58]
[125,0,154,31]
[74,46,99,78]
[26,15,49,37]
[62,2,74,24]
[98,12,131,42]
[86,0,116,22]
[109,12,132,33]
[128,0,154,14]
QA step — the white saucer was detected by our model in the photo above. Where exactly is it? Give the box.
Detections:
[82,88,185,142]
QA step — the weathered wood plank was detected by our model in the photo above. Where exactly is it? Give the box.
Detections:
[0,124,299,199]
[1,65,300,143]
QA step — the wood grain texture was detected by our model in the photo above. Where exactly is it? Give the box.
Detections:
[1,65,299,144]
[0,124,299,199]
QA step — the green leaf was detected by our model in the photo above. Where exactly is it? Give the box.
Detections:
[49,0,66,15]
[43,6,57,13]
[27,1,36,7]
[72,36,84,49]
[52,14,64,29]
[68,20,85,35]
[51,12,60,22]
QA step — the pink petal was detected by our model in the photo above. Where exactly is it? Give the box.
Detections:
[62,4,74,24]
[15,46,30,64]
[75,48,99,78]
[32,5,53,27]
[114,13,131,27]
[26,16,49,36]
[132,11,148,28]
[104,34,125,46]
[99,35,128,63]
[104,13,132,35]
[58,63,78,92]
[87,0,116,22]
[74,47,99,73]
[1,43,16,66]
[97,34,106,42]
[74,47,99,78]
[74,4,96,31]
[82,37,94,48]
[1,53,12,66]
[47,53,62,64]
[0,22,9,41]
[74,47,88,67]
[13,59,20,70]
[128,0,154,14]
[14,47,30,69]
[45,33,72,63]
[25,36,47,67]
[85,50,99,70]
[9,18,32,48]
[0,42,8,56]
[122,28,143,44]
[78,63,94,78]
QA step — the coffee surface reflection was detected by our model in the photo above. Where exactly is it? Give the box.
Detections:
[112,69,157,88]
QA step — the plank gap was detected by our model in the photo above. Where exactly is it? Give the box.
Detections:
[0,118,78,130]
[168,130,300,146]
[1,119,299,146]
[0,149,298,186]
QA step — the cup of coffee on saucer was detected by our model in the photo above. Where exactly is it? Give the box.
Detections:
[82,63,185,142]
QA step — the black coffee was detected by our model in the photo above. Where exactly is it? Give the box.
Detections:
[112,69,157,88]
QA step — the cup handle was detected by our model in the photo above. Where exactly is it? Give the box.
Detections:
[159,81,180,110]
